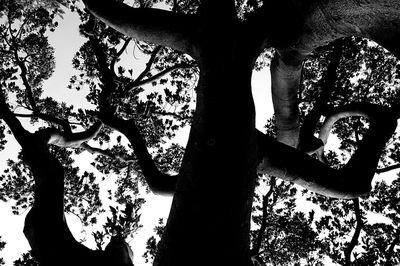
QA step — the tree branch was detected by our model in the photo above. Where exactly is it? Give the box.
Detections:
[22,128,134,266]
[251,177,276,256]
[0,88,31,145]
[13,49,38,112]
[88,33,179,195]
[258,103,398,199]
[384,228,400,266]
[43,121,103,148]
[124,62,194,94]
[99,113,178,196]
[376,164,400,174]
[83,0,200,58]
[344,198,363,265]
[270,49,310,148]
[81,142,134,163]
[110,37,132,72]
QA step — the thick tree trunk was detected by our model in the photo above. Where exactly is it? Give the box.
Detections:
[153,16,259,264]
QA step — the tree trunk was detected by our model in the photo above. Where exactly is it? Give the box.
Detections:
[153,18,259,264]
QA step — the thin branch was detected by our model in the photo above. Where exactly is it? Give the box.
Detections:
[133,45,162,84]
[0,87,31,145]
[251,177,276,255]
[111,37,132,71]
[344,198,363,266]
[376,164,400,174]
[13,49,38,112]
[81,142,134,163]
[384,228,400,266]
[125,62,194,93]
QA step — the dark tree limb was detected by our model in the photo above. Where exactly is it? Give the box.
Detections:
[251,177,276,256]
[87,29,179,196]
[376,164,400,174]
[110,37,132,71]
[258,103,398,199]
[0,86,133,265]
[124,62,195,94]
[82,0,200,58]
[344,198,364,266]
[81,142,134,163]
[99,113,178,196]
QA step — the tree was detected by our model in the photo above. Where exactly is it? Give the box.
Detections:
[1,0,400,265]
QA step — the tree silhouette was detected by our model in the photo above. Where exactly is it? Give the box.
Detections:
[1,0,400,265]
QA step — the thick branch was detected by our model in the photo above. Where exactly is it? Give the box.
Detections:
[344,198,363,265]
[270,49,310,148]
[83,0,200,58]
[260,0,400,58]
[258,103,398,199]
[22,130,133,266]
[99,113,177,196]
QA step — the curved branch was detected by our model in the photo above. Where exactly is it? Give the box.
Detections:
[83,0,200,58]
[258,103,398,199]
[99,113,178,196]
[318,108,369,146]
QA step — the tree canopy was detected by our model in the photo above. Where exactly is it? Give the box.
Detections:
[0,0,400,265]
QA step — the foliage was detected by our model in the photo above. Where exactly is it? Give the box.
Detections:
[143,218,165,264]
[13,251,38,266]
[0,236,5,266]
